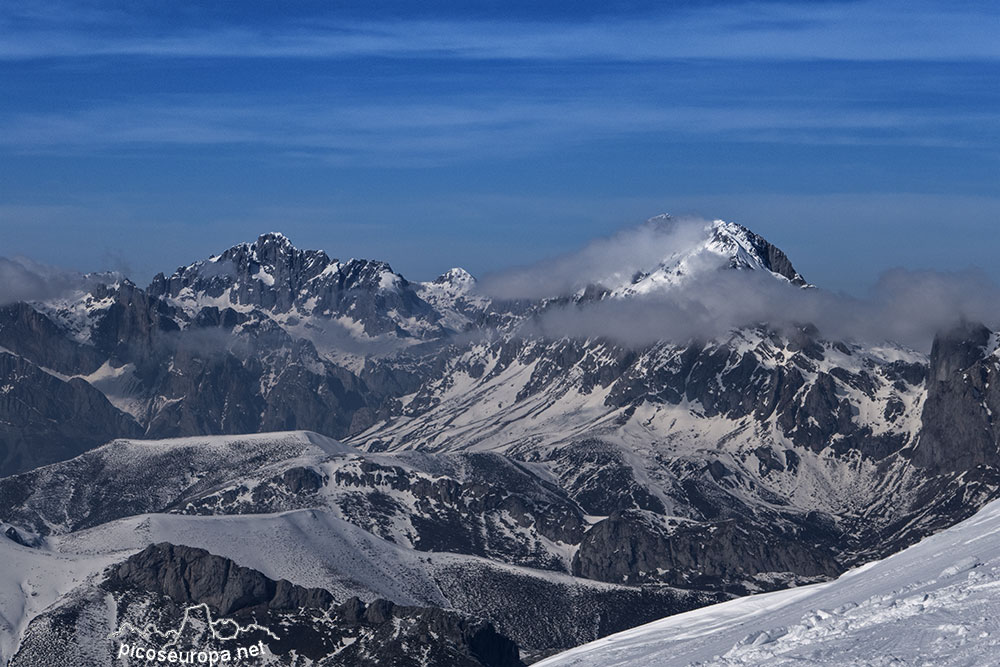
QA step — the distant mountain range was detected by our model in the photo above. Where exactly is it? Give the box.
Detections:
[2,217,999,665]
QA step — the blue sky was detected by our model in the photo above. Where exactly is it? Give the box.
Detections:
[0,0,997,293]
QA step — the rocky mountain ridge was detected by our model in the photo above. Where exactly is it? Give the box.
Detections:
[2,216,999,665]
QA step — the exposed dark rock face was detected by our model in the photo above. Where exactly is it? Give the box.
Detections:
[148,232,442,337]
[572,510,840,592]
[6,227,1000,667]
[0,302,105,374]
[4,525,28,546]
[544,440,666,516]
[914,322,1000,472]
[884,360,927,388]
[99,543,524,667]
[0,352,142,477]
[928,322,991,382]
[712,223,808,286]
[87,281,181,363]
[108,543,336,615]
[278,466,325,494]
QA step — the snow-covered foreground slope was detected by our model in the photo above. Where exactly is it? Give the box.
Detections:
[538,497,1000,666]
[0,539,122,662]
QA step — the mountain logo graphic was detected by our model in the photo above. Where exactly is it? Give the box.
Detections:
[108,603,277,663]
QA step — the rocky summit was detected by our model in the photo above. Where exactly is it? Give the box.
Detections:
[2,216,999,665]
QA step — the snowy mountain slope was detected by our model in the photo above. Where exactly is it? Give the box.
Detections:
[0,505,718,662]
[3,219,1000,665]
[54,510,456,607]
[10,541,525,667]
[147,231,461,346]
[0,431,352,536]
[0,432,718,658]
[0,537,123,663]
[605,218,807,297]
[181,449,588,572]
[352,329,924,480]
[537,496,1000,667]
[46,509,719,653]
[0,431,584,571]
[347,327,939,589]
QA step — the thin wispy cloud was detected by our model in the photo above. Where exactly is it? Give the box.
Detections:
[0,1,997,62]
[484,220,1000,350]
[0,256,90,305]
[0,0,996,294]
[0,97,989,166]
[479,217,711,300]
[0,1,994,166]
[518,266,1000,351]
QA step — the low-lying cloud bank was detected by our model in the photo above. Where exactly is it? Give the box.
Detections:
[5,219,999,354]
[513,267,1000,351]
[478,217,708,301]
[478,218,1000,351]
[0,256,84,305]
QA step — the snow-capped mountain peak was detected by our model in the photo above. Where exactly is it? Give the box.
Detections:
[148,233,416,312]
[243,230,300,265]
[433,267,475,288]
[418,267,486,333]
[141,233,465,360]
[705,219,805,282]
[607,216,807,297]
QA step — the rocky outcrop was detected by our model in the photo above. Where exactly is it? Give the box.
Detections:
[87,281,181,363]
[101,543,524,667]
[107,543,335,615]
[0,302,105,375]
[6,226,1000,667]
[333,598,524,667]
[572,510,841,592]
[710,222,807,286]
[913,322,1000,472]
[0,352,142,477]
[4,525,29,546]
[148,232,442,337]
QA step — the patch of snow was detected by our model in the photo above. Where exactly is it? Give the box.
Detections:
[253,266,275,286]
[538,498,1000,666]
